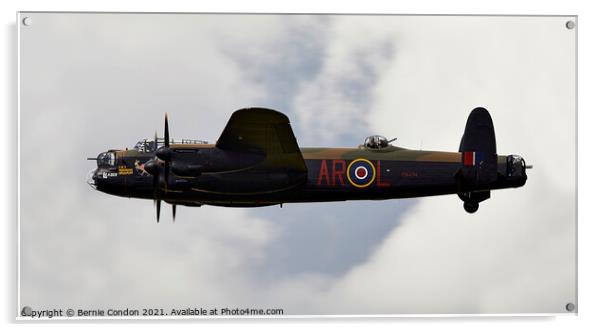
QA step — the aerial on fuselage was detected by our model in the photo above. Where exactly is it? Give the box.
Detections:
[87,107,529,222]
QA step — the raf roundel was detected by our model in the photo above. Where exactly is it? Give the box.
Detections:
[347,159,376,188]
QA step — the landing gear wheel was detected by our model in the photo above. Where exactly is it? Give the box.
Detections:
[463,201,479,213]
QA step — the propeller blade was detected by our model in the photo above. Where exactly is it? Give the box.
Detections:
[156,199,161,223]
[154,131,158,152]
[172,204,176,222]
[164,113,170,148]
[163,114,170,191]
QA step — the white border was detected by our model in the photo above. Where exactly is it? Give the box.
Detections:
[16,10,21,321]
[3,0,601,331]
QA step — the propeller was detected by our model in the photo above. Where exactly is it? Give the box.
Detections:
[143,113,176,223]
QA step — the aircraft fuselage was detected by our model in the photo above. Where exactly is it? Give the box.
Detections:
[89,145,527,208]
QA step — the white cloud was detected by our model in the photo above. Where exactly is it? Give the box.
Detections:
[291,16,400,144]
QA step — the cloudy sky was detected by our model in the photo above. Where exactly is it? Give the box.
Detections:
[19,13,576,315]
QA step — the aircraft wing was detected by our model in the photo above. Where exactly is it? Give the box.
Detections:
[216,108,307,173]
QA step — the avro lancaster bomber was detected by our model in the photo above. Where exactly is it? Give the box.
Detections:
[87,107,529,222]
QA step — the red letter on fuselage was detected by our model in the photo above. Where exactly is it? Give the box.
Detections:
[317,160,331,186]
[332,159,346,186]
[376,160,391,188]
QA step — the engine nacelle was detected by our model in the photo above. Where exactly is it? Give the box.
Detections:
[170,162,203,177]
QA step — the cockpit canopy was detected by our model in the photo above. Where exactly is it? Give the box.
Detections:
[133,138,209,153]
[133,139,157,153]
[364,135,394,150]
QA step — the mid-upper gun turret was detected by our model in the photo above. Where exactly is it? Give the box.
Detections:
[363,135,398,150]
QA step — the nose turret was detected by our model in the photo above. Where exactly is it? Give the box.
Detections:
[87,150,126,196]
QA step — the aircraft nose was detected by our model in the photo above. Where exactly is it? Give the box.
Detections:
[87,169,97,189]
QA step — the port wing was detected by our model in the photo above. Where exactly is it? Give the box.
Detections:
[216,107,307,173]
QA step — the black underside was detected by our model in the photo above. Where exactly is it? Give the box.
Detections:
[94,158,525,208]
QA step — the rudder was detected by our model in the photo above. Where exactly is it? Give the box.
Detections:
[458,107,498,186]
[456,107,498,213]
